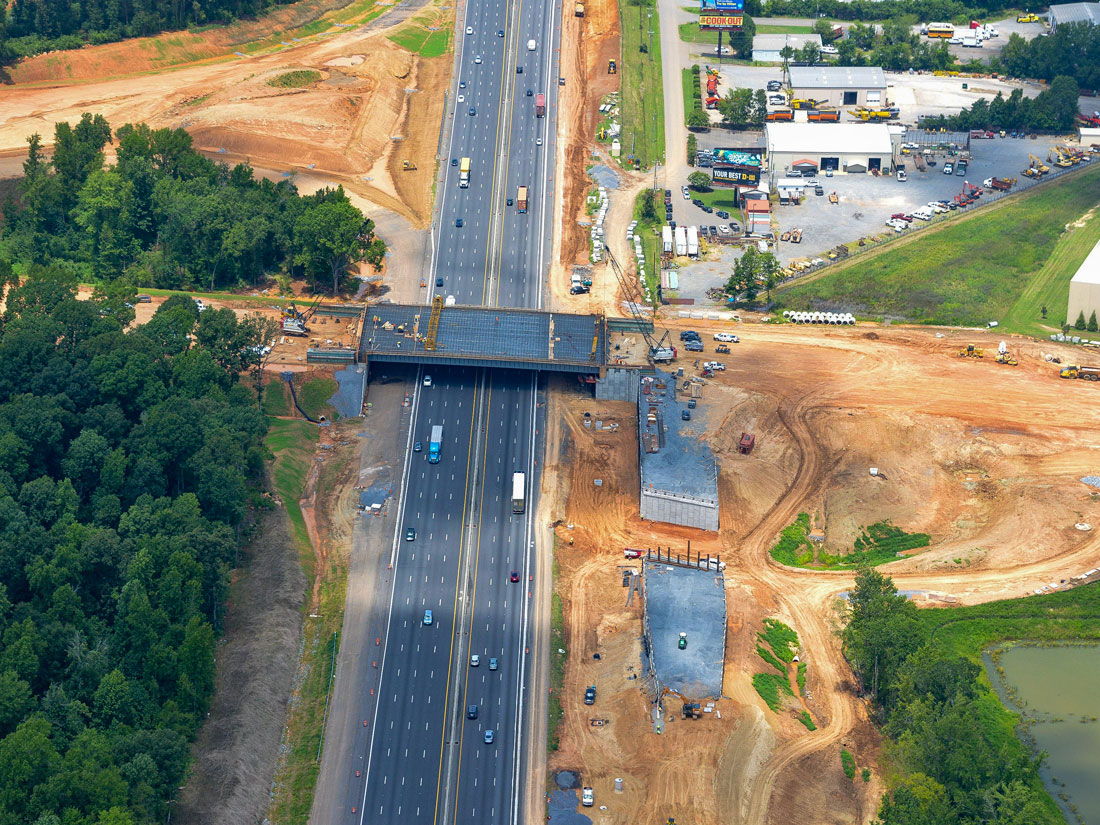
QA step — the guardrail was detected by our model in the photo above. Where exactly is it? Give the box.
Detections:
[773,159,1096,290]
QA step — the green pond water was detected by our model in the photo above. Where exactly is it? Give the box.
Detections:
[988,645,1100,824]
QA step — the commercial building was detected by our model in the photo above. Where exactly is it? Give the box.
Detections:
[1047,2,1100,31]
[751,33,821,62]
[787,66,888,108]
[765,122,894,174]
[1067,239,1100,327]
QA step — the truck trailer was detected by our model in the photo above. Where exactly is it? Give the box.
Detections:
[674,225,688,256]
[517,186,528,212]
[686,225,699,258]
[1060,365,1100,381]
[536,93,546,117]
[429,425,443,463]
[459,157,471,188]
[662,225,673,254]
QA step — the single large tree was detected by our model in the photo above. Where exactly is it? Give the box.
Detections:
[294,194,371,295]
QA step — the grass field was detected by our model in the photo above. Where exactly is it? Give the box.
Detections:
[297,374,338,421]
[755,24,814,33]
[268,69,321,88]
[262,377,292,417]
[548,554,565,753]
[678,22,721,44]
[388,24,451,56]
[620,0,665,169]
[682,67,697,124]
[776,165,1100,328]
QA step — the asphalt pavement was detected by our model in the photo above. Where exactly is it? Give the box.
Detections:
[312,0,562,820]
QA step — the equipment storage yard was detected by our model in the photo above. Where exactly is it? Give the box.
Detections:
[541,319,1100,825]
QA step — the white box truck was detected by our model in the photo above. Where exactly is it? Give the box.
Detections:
[687,226,699,258]
[662,225,673,254]
[674,226,688,256]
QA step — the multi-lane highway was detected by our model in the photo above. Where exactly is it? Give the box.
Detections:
[323,0,562,821]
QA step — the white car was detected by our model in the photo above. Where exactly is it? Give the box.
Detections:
[713,332,739,342]
[470,654,480,667]
[948,36,962,43]
[582,787,594,807]
[682,186,691,200]
[820,45,838,55]
[193,298,206,312]
[423,375,433,387]
[465,26,473,34]
[475,55,482,64]
[457,94,465,102]
[536,137,543,146]
[896,170,907,182]
[767,94,786,105]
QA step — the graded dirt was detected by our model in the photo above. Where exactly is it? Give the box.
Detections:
[547,320,1100,825]
[0,2,451,227]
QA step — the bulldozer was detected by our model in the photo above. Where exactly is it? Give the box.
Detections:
[402,160,417,171]
[958,345,983,358]
[995,341,1017,365]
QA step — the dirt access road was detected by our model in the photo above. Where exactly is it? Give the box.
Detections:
[547,321,1100,825]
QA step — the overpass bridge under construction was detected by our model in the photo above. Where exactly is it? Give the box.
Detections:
[306,302,608,374]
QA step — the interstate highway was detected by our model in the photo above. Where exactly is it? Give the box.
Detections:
[320,0,562,820]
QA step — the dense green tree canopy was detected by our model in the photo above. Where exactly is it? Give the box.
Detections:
[2,116,384,295]
[0,269,267,824]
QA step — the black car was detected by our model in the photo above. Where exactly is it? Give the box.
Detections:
[715,210,729,219]
[708,225,718,236]
[685,340,704,352]
[467,705,478,719]
[766,80,783,91]
[569,285,590,295]
[701,205,713,214]
[507,198,513,206]
[692,198,703,207]
[451,158,458,166]
[456,218,464,227]
[681,409,691,420]
[516,65,523,73]
[436,276,444,287]
[584,686,596,705]
[526,89,533,96]
[680,330,699,341]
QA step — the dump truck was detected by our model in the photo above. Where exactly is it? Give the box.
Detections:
[459,157,471,188]
[807,110,840,122]
[574,1,584,15]
[739,432,755,454]
[402,160,417,170]
[517,185,528,213]
[1060,365,1100,381]
[428,425,443,463]
[989,176,1015,191]
[536,93,545,117]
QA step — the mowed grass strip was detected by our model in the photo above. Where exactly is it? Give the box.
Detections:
[776,164,1100,328]
[620,0,665,168]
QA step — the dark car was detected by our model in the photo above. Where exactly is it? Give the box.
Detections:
[405,527,416,541]
[685,340,704,352]
[681,409,691,420]
[498,29,505,36]
[559,76,565,85]
[516,65,523,73]
[414,441,423,452]
[451,158,458,166]
[456,218,464,227]
[584,686,596,705]
[507,197,513,206]
[688,399,697,408]
[526,89,533,96]
[767,80,783,91]
[680,330,699,340]
[469,107,476,116]
[669,221,677,231]
[467,705,478,719]
[701,205,713,214]
[570,285,590,295]
[136,294,152,303]
[692,198,703,207]
[435,277,443,287]
[715,210,730,219]
[510,570,521,582]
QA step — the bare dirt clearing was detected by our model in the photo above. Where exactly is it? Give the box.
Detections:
[0,1,450,226]
[548,322,1100,825]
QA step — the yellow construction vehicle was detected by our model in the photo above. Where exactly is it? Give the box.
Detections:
[848,106,891,121]
[1061,365,1100,381]
[608,59,617,74]
[1016,12,1040,22]
[574,1,584,15]
[995,352,1018,366]
[958,345,983,358]
[402,160,417,170]
[1027,153,1049,174]
[1047,147,1072,168]
[789,98,822,110]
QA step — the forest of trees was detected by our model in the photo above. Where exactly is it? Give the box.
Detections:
[917,75,1081,133]
[751,0,1028,23]
[1,114,385,296]
[996,24,1100,91]
[843,569,1063,825]
[0,0,299,59]
[0,268,274,825]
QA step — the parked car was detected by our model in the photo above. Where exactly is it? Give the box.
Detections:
[766,80,783,91]
[715,210,730,219]
[684,340,704,352]
[681,409,690,421]
[943,162,954,174]
[896,170,907,182]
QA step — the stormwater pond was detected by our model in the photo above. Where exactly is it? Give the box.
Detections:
[986,644,1100,824]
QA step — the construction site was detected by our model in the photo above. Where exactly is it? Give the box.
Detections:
[543,319,1100,825]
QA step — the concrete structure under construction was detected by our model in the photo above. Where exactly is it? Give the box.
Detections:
[642,561,727,700]
[637,370,719,531]
[1067,238,1100,328]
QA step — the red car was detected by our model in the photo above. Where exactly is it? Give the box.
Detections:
[890,213,913,222]
[510,570,520,582]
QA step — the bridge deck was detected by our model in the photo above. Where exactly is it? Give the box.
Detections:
[357,303,606,374]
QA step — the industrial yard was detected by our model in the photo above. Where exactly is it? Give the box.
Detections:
[543,319,1100,825]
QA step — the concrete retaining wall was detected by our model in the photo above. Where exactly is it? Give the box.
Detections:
[640,488,719,532]
[596,367,640,402]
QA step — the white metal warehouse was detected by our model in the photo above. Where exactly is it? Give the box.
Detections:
[1068,239,1100,327]
[765,122,894,174]
[1047,2,1100,31]
[787,66,888,108]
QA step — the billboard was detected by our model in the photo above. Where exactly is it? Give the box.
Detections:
[699,13,744,30]
[701,0,745,10]
[713,148,762,167]
[713,165,760,186]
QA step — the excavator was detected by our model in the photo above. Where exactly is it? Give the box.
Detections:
[1024,153,1049,176]
[1047,146,1073,168]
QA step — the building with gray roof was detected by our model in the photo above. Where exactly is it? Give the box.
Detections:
[1047,2,1100,30]
[788,66,888,108]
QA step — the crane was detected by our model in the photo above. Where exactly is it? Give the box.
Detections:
[604,246,671,359]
